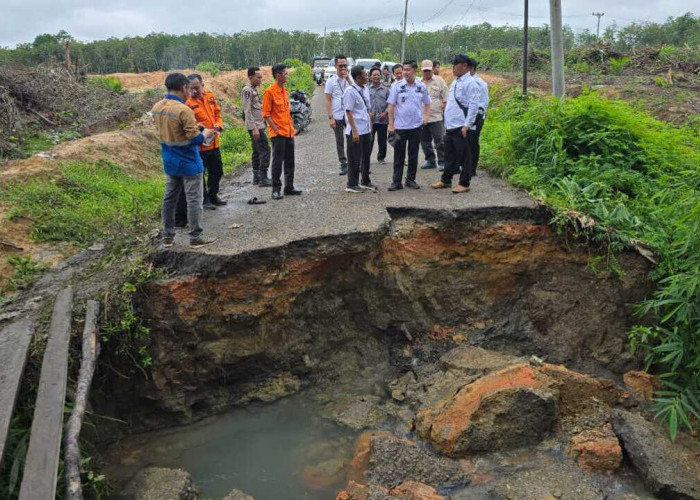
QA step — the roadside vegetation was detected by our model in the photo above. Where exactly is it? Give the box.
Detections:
[481,89,700,438]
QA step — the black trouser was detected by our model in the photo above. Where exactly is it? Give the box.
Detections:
[441,128,472,187]
[270,136,295,192]
[346,133,371,187]
[467,114,485,175]
[249,128,271,181]
[420,120,445,164]
[392,127,421,184]
[370,123,388,161]
[175,147,222,225]
[201,148,223,203]
[333,118,347,167]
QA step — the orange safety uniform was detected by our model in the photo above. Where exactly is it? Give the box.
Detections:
[186,90,224,151]
[262,83,295,139]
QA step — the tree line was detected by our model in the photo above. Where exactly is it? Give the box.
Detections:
[0,13,697,74]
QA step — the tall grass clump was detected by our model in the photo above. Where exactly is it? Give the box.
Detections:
[481,90,700,438]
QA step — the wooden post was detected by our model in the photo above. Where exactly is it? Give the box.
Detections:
[64,300,101,500]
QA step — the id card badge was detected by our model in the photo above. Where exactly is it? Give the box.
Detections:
[401,96,406,103]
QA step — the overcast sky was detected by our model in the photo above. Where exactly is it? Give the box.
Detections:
[1,0,696,47]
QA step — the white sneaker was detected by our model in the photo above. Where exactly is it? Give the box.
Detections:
[345,186,363,193]
[359,183,378,192]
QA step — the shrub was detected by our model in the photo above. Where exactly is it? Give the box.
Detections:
[219,124,252,175]
[195,61,221,77]
[90,76,124,93]
[608,56,630,75]
[481,91,700,439]
[283,58,303,68]
[653,76,671,88]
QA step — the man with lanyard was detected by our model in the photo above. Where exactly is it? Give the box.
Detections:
[186,74,226,208]
[387,60,431,191]
[430,54,480,194]
[325,55,352,175]
[467,58,489,176]
[152,73,217,248]
[344,66,376,193]
[368,67,390,165]
[419,59,448,171]
[262,63,302,200]
[242,67,272,186]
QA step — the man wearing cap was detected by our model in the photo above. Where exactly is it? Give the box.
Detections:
[419,59,448,170]
[467,59,489,176]
[430,54,480,194]
[387,60,431,191]
[325,55,353,175]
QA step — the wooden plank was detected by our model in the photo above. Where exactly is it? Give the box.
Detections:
[20,288,73,500]
[0,318,34,467]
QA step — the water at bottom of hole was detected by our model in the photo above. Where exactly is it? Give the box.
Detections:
[114,394,359,499]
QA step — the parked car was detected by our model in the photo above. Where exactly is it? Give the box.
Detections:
[382,61,399,72]
[355,58,381,70]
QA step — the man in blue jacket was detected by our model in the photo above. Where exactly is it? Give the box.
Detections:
[152,73,218,248]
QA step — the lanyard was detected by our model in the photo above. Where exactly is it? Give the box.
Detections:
[352,85,370,111]
[337,77,348,106]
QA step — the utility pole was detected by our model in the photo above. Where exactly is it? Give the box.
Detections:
[523,0,529,94]
[322,26,327,55]
[592,12,604,38]
[549,0,565,98]
[400,0,409,63]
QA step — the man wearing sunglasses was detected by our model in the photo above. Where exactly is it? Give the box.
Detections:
[325,55,353,175]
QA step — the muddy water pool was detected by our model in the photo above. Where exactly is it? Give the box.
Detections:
[105,394,359,499]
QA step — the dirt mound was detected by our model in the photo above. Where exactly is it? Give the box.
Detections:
[106,67,273,102]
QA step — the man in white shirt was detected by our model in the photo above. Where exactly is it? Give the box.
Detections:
[344,66,376,193]
[468,58,489,176]
[325,55,352,175]
[387,60,431,191]
[430,54,480,194]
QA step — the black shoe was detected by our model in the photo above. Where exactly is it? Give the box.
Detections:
[272,191,284,200]
[162,236,174,248]
[388,182,403,191]
[203,203,216,211]
[284,188,302,195]
[189,236,218,248]
[212,196,228,206]
[259,178,272,187]
[339,167,348,175]
[405,179,420,189]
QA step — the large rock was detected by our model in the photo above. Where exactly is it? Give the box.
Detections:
[417,364,557,456]
[623,370,658,402]
[367,433,471,489]
[439,345,522,375]
[568,424,622,472]
[118,467,198,499]
[538,363,622,416]
[612,409,700,499]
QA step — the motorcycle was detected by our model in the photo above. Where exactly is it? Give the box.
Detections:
[290,90,312,135]
[314,69,324,86]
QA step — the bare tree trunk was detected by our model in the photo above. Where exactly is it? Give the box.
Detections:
[64,300,101,500]
[64,41,72,71]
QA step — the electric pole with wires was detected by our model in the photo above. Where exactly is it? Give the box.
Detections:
[592,12,604,38]
[400,0,409,62]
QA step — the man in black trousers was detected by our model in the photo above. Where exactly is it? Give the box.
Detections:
[242,67,272,186]
[344,65,376,192]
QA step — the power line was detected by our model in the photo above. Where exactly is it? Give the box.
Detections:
[421,0,459,24]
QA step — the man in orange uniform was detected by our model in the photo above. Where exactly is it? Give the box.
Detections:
[262,63,302,200]
[186,74,226,207]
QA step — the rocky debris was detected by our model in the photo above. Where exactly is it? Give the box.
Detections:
[623,370,658,402]
[323,394,413,432]
[611,409,700,499]
[366,433,472,489]
[223,490,255,500]
[336,480,391,500]
[568,424,622,472]
[389,481,445,499]
[417,364,557,456]
[118,467,198,499]
[538,363,622,417]
[348,431,401,484]
[439,345,522,375]
[236,372,301,405]
[336,480,445,500]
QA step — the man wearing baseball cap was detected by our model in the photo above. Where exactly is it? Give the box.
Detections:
[420,59,448,171]
[430,54,480,194]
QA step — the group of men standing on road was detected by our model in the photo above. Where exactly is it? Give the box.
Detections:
[153,53,489,248]
[323,54,489,194]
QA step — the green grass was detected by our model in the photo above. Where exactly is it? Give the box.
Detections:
[0,160,163,245]
[481,89,700,439]
[220,123,253,175]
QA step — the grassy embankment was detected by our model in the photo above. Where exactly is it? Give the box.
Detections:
[481,87,700,438]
